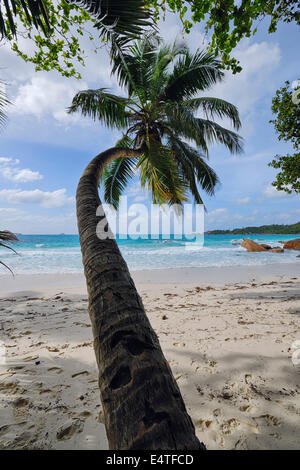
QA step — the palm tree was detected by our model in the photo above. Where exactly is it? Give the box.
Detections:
[0,0,152,39]
[68,36,242,450]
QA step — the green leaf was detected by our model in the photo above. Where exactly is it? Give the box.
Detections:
[103,156,137,209]
[68,88,131,129]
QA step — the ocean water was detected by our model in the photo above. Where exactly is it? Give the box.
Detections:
[0,233,299,275]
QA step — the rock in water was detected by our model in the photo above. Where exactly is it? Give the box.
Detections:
[283,239,300,250]
[269,247,284,253]
[241,239,267,252]
[261,244,272,250]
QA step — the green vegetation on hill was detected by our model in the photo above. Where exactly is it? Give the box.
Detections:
[207,222,300,235]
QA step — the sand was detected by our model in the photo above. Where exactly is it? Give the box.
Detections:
[0,264,300,450]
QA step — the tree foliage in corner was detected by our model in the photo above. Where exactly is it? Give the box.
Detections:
[0,0,152,79]
[146,1,300,73]
[1,1,299,78]
[268,81,300,194]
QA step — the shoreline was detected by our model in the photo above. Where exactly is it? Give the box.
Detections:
[0,262,300,297]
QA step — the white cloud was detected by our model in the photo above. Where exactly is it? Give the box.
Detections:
[206,40,281,140]
[263,184,291,199]
[0,188,74,208]
[158,10,207,53]
[210,41,281,116]
[0,207,25,215]
[0,157,43,182]
[277,213,291,220]
[12,76,88,122]
[236,197,251,205]
[0,209,77,234]
[208,208,227,216]
[206,208,229,225]
[1,167,43,183]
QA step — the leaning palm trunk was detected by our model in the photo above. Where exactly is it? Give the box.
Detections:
[76,147,205,450]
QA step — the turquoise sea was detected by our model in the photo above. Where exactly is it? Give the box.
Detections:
[0,234,299,275]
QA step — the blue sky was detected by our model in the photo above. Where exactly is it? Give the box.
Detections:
[0,12,299,234]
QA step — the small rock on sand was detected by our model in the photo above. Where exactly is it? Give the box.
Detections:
[56,419,83,440]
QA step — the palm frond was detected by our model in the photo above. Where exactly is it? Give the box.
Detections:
[163,102,243,154]
[111,32,159,100]
[183,97,241,130]
[167,134,219,201]
[115,133,134,149]
[0,241,18,254]
[0,230,18,242]
[147,40,188,102]
[0,0,152,42]
[164,50,224,101]
[67,88,130,129]
[0,230,19,276]
[0,260,14,275]
[196,118,244,154]
[103,156,137,209]
[0,0,49,38]
[70,0,153,41]
[137,138,188,206]
[162,104,209,152]
[0,80,11,129]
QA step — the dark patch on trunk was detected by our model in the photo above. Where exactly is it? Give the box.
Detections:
[143,401,169,429]
[110,366,132,390]
[110,329,135,349]
[125,337,153,356]
[110,330,154,356]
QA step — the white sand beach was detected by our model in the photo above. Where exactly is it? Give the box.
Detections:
[0,263,300,450]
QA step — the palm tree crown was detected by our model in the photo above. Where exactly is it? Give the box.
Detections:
[69,35,243,208]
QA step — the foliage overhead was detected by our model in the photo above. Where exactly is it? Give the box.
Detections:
[0,0,50,37]
[268,81,300,194]
[146,1,300,73]
[0,0,153,78]
[69,35,243,208]
[2,1,299,78]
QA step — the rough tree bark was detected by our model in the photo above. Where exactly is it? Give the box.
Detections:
[76,147,205,450]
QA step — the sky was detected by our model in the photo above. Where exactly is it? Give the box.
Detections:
[0,10,299,234]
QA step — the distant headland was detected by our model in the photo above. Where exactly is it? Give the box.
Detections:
[205,221,300,235]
